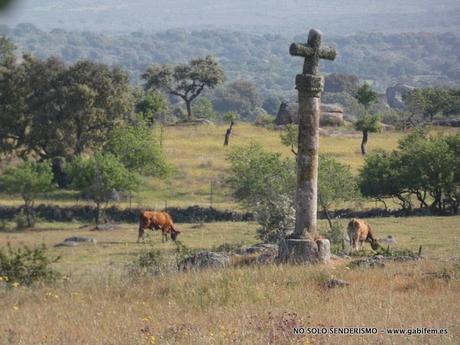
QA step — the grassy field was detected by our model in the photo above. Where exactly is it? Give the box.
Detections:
[0,216,459,345]
[1,124,459,344]
[1,216,458,274]
[0,123,406,210]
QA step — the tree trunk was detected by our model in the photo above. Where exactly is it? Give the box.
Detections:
[361,130,368,155]
[376,198,388,212]
[24,200,34,228]
[185,100,193,119]
[223,121,234,146]
[95,203,101,225]
[323,206,333,230]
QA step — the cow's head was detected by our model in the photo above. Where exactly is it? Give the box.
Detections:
[370,239,381,251]
[170,229,181,241]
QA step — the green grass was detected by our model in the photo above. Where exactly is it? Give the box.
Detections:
[0,124,408,209]
[1,216,458,277]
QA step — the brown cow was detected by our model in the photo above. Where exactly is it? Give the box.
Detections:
[138,211,181,243]
[347,218,380,251]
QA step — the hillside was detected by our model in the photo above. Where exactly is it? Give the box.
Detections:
[2,25,460,95]
[2,0,460,36]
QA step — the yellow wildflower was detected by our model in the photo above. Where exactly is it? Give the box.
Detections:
[11,282,20,288]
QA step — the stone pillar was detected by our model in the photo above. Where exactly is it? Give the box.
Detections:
[278,28,335,264]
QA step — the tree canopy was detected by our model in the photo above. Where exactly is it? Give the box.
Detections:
[142,56,224,119]
[104,122,172,178]
[359,129,460,213]
[0,51,134,160]
[66,153,140,224]
[0,161,55,226]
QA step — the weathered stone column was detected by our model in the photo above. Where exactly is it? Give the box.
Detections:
[278,29,335,264]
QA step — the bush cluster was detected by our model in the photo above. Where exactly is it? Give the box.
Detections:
[0,244,60,286]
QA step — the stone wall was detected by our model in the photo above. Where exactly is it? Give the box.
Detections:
[0,205,253,223]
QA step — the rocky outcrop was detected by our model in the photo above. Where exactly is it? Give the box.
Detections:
[55,236,97,247]
[276,102,344,127]
[179,251,230,271]
[386,83,414,109]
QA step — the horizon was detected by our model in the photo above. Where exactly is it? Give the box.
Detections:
[1,0,460,36]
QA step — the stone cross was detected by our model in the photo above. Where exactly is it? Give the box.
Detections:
[290,29,336,76]
[278,29,335,264]
[290,29,336,240]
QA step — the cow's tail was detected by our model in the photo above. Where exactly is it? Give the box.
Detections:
[346,219,357,244]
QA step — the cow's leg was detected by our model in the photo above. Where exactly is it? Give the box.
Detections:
[137,225,145,243]
[353,239,357,251]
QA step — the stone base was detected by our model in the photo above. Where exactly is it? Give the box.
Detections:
[278,238,331,264]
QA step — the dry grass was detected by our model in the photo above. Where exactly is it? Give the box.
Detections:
[0,124,459,344]
[0,216,459,344]
[0,124,406,210]
[1,260,459,345]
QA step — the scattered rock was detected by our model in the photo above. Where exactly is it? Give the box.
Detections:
[348,257,385,269]
[179,251,230,271]
[54,236,97,247]
[275,102,344,127]
[255,251,277,264]
[317,239,331,263]
[389,255,422,262]
[323,278,350,289]
[236,243,278,255]
[54,241,79,247]
[385,83,414,109]
[90,224,118,231]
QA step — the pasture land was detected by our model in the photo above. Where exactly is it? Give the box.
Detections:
[0,124,406,210]
[0,216,459,344]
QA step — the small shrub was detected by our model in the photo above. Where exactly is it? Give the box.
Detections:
[255,195,295,243]
[325,220,346,245]
[138,248,163,269]
[174,241,196,270]
[14,210,31,230]
[324,220,347,253]
[0,219,9,231]
[0,243,60,286]
[254,113,275,128]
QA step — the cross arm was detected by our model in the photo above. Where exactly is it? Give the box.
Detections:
[289,43,336,61]
[318,47,336,61]
[289,43,313,58]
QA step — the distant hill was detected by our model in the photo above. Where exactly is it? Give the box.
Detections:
[2,24,460,95]
[1,0,460,36]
